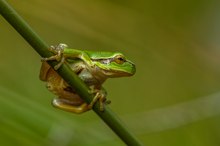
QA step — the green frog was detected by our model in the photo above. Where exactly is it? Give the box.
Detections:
[40,44,135,114]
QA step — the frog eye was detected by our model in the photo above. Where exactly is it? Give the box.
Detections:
[114,55,126,64]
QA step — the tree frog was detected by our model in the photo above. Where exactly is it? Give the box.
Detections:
[40,43,136,114]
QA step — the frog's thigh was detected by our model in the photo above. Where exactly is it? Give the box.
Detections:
[52,98,90,114]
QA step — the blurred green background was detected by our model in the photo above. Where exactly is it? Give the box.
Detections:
[1,0,220,145]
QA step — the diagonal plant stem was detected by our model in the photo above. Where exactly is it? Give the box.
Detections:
[0,0,143,145]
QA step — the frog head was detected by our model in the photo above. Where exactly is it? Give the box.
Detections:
[88,52,136,78]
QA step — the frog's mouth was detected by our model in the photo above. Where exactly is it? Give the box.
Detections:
[100,67,134,77]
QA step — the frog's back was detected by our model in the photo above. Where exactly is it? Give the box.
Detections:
[85,51,123,60]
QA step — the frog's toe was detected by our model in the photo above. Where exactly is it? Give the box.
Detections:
[41,57,46,62]
[54,56,65,70]
[105,100,111,104]
[57,43,68,49]
[54,63,62,70]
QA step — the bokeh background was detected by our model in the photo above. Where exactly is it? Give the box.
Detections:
[1,0,220,145]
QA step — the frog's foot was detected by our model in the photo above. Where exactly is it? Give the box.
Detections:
[88,89,110,111]
[41,43,68,70]
[52,98,90,114]
[105,99,111,105]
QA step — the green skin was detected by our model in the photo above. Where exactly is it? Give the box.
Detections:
[40,43,136,114]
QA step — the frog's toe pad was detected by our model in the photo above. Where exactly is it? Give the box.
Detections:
[105,100,111,104]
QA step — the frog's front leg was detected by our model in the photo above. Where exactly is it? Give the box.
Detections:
[52,98,90,114]
[41,43,67,70]
[42,43,95,70]
[88,87,111,111]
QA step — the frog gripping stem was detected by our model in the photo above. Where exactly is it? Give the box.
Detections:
[41,43,111,112]
[88,91,109,111]
[41,44,68,70]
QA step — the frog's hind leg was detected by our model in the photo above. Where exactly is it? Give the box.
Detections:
[52,98,90,114]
